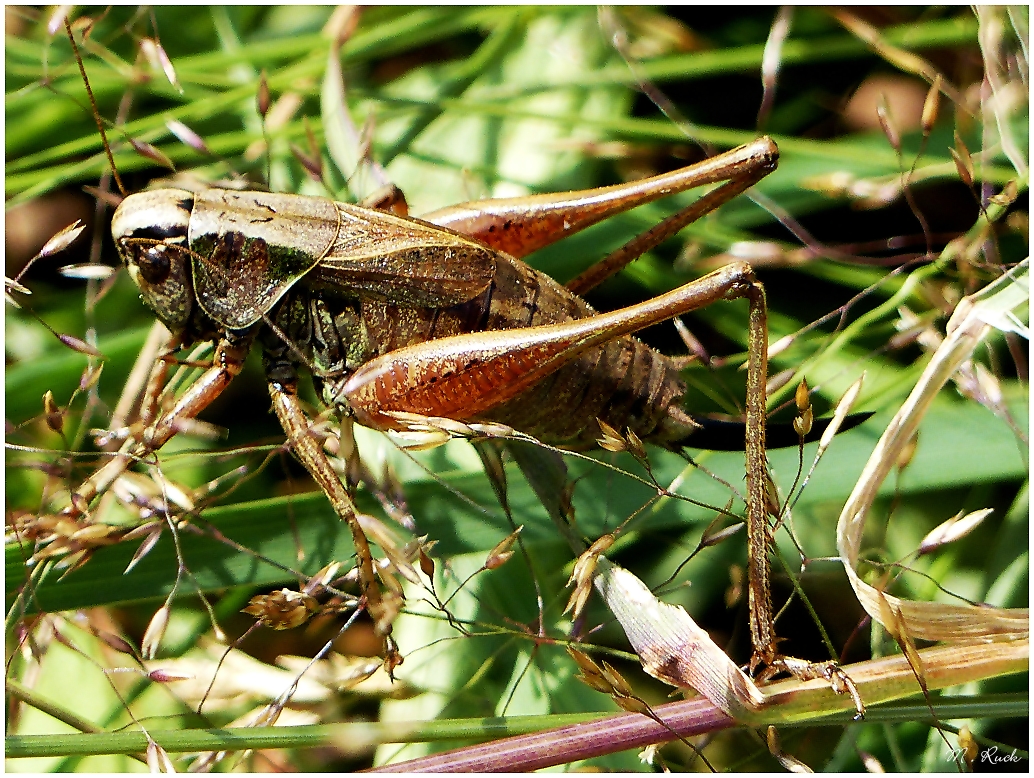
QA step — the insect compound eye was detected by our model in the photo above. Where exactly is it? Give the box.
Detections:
[137,245,172,284]
[111,189,193,265]
[111,189,197,333]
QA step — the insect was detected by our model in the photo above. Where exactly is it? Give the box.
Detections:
[46,15,864,695]
[72,134,780,643]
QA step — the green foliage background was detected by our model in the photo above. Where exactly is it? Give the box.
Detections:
[6,6,1028,772]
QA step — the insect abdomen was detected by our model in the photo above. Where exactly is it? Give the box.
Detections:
[343,254,695,449]
[488,281,691,447]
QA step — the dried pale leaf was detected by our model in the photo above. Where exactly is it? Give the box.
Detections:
[322,36,364,186]
[114,471,162,502]
[59,263,116,280]
[852,180,902,208]
[758,6,792,128]
[278,654,387,694]
[165,119,210,155]
[887,324,925,351]
[130,139,175,170]
[575,663,613,694]
[120,523,162,542]
[58,334,103,357]
[673,317,710,363]
[38,220,86,259]
[917,508,993,556]
[836,280,1031,639]
[46,543,90,572]
[470,421,515,439]
[566,537,612,616]
[372,588,404,636]
[331,658,382,691]
[800,170,855,196]
[355,513,412,579]
[876,592,928,695]
[384,410,473,437]
[592,560,766,718]
[169,416,224,442]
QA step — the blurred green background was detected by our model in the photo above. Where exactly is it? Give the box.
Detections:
[6,6,1027,772]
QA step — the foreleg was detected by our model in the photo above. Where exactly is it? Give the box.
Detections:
[65,333,251,513]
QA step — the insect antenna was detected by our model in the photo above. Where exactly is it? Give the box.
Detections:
[64,18,126,199]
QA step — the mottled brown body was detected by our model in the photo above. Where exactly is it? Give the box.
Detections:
[302,245,690,450]
[86,132,781,659]
[113,140,781,459]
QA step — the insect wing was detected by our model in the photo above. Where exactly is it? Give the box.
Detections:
[313,203,497,308]
[188,189,340,329]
